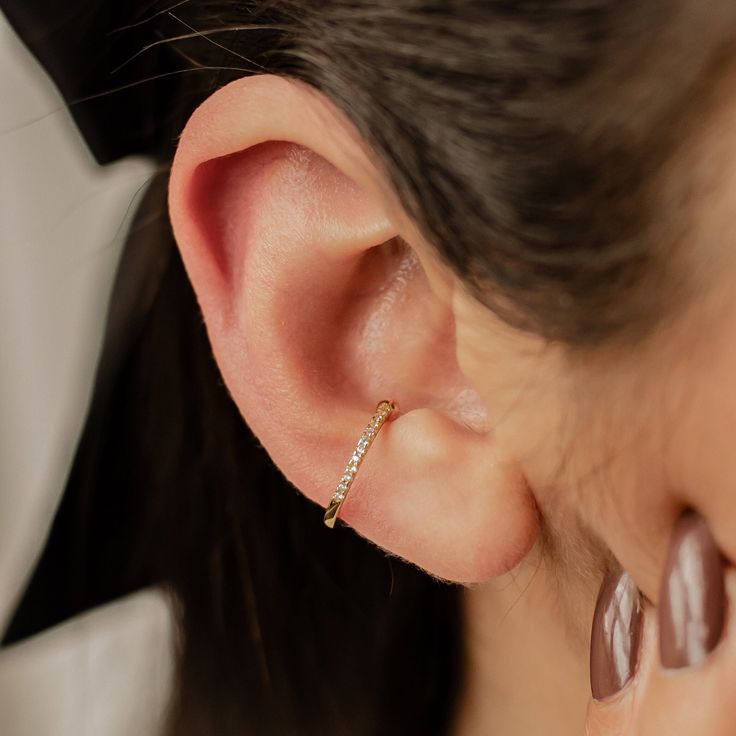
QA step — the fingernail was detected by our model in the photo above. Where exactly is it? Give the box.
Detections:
[590,566,644,701]
[659,511,726,669]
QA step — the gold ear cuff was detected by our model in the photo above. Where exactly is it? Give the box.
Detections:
[323,400,399,528]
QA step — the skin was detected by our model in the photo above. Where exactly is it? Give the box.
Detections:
[169,71,736,734]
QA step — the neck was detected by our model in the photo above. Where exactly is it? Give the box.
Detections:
[451,549,591,736]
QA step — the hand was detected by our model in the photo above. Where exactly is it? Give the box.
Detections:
[586,512,734,735]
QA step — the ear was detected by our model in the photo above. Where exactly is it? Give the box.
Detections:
[168,74,538,583]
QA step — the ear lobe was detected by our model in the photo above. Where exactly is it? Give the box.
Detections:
[169,74,539,583]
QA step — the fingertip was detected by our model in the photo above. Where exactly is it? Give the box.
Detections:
[586,600,657,735]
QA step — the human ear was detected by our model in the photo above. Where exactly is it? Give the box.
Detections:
[168,74,539,583]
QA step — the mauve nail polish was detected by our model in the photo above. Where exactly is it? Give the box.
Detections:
[590,567,644,701]
[659,511,726,669]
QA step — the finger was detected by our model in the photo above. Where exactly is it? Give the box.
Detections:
[636,513,733,736]
[589,512,733,736]
[585,568,654,736]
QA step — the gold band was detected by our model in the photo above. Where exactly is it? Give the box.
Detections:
[323,400,399,528]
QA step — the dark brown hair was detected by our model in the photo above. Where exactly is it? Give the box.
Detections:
[153,0,736,345]
[6,2,736,735]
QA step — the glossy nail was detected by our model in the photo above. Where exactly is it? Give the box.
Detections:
[659,511,725,669]
[590,566,644,701]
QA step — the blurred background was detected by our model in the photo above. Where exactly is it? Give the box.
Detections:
[0,10,171,735]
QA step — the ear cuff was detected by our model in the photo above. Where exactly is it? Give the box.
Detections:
[323,399,399,528]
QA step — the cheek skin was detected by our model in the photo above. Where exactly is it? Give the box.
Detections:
[560,268,736,604]
[451,288,568,456]
[453,296,622,652]
[453,290,611,583]
[659,289,736,572]
[423,227,736,612]
[451,283,734,609]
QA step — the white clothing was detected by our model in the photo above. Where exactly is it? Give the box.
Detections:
[0,11,172,735]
